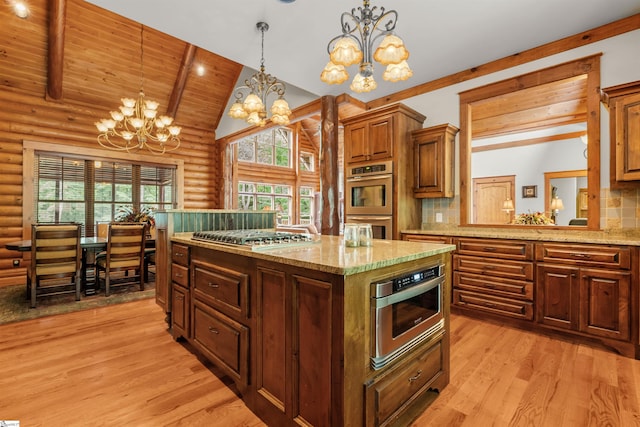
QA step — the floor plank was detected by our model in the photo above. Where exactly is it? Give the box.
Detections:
[1,300,640,426]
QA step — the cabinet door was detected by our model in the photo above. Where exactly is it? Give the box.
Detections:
[368,116,393,161]
[346,123,368,163]
[254,266,336,427]
[536,264,579,330]
[579,268,631,340]
[615,92,640,181]
[171,283,189,340]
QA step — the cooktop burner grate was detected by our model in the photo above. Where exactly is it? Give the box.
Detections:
[191,229,317,250]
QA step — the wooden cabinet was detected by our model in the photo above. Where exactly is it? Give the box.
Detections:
[342,104,426,239]
[189,248,251,391]
[603,81,640,185]
[364,334,448,427]
[170,243,190,340]
[253,263,338,427]
[452,238,535,321]
[412,123,458,198]
[536,243,632,341]
[345,115,394,163]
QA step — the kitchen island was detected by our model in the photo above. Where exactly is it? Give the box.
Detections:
[169,233,455,427]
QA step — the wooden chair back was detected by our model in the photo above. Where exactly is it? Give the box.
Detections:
[105,223,146,272]
[30,223,82,280]
[28,223,82,307]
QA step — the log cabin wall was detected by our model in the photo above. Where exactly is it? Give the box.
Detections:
[0,0,243,286]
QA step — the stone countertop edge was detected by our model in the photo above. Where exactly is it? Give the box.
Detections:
[401,228,640,246]
[171,233,455,276]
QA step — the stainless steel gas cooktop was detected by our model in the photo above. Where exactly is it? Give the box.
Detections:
[191,229,317,251]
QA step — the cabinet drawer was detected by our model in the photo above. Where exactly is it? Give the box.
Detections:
[454,290,534,320]
[193,301,249,388]
[171,243,189,266]
[454,271,533,301]
[193,260,249,320]
[456,238,533,261]
[366,341,443,426]
[403,234,453,244]
[535,243,631,269]
[454,255,533,281]
[171,263,189,287]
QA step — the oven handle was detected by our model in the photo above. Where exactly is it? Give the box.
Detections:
[347,216,393,221]
[347,173,393,182]
[372,275,444,309]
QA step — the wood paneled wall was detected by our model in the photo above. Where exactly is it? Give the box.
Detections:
[0,0,243,286]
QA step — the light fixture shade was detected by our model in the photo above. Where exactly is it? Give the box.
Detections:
[350,73,377,93]
[550,197,564,210]
[271,98,291,116]
[121,98,136,108]
[243,93,265,113]
[502,199,514,211]
[330,37,363,67]
[320,61,349,85]
[271,114,290,126]
[373,34,410,65]
[382,60,413,82]
[246,112,266,127]
[229,102,249,119]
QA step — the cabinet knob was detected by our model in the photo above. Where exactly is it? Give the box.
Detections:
[408,370,423,383]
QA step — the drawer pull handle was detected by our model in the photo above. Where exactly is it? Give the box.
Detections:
[483,247,496,252]
[485,303,496,308]
[208,283,219,288]
[570,253,591,258]
[409,370,422,383]
[484,265,496,270]
[485,283,495,288]
[208,327,219,334]
[176,295,183,301]
[175,253,184,257]
[175,273,183,278]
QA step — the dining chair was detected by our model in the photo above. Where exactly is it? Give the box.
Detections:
[96,222,146,296]
[27,223,82,308]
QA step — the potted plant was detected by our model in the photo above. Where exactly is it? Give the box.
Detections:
[115,206,156,237]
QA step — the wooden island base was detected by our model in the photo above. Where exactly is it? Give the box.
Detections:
[167,234,455,426]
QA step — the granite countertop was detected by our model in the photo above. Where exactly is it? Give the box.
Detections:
[171,233,455,275]
[402,227,640,246]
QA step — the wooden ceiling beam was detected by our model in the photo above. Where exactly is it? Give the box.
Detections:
[167,43,197,118]
[47,0,66,100]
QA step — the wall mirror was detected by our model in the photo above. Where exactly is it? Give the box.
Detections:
[459,55,601,230]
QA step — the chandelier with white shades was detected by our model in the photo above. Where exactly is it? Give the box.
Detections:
[320,0,412,93]
[228,22,291,127]
[95,25,181,154]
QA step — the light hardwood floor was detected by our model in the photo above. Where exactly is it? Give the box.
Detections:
[1,299,639,426]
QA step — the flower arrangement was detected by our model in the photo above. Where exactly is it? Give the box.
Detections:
[115,206,155,227]
[512,211,553,225]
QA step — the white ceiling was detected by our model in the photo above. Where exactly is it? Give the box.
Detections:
[85,0,640,104]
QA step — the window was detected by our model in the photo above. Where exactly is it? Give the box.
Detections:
[34,153,176,236]
[237,127,292,167]
[299,187,314,225]
[300,152,315,172]
[238,181,292,225]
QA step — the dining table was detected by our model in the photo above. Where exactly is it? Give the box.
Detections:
[5,237,154,295]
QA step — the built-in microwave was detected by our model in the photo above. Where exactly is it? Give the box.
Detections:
[345,160,393,216]
[370,263,445,370]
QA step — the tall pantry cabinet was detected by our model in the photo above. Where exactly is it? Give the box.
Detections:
[342,103,426,239]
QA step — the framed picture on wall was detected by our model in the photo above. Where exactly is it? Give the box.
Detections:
[522,185,537,198]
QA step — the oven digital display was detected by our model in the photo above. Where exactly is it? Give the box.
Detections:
[393,265,441,292]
